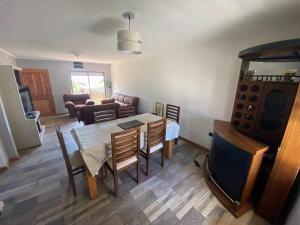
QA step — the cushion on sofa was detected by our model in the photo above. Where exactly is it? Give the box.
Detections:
[116,101,127,106]
[124,96,134,105]
[112,93,120,100]
[74,104,86,110]
[101,98,115,104]
[118,94,125,102]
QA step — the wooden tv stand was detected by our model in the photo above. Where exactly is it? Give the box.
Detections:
[204,120,268,217]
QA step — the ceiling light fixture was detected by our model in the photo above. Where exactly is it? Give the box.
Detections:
[117,12,142,54]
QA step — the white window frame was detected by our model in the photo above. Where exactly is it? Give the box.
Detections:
[70,71,106,97]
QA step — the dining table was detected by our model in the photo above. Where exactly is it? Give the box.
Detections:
[71,113,180,199]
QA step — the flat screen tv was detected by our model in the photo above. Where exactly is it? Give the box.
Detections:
[19,86,34,114]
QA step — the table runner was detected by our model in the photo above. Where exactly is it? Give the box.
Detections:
[71,113,180,176]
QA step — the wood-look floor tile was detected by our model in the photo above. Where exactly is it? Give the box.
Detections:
[125,211,150,225]
[0,115,270,225]
[176,207,205,225]
[151,209,179,225]
[130,176,163,199]
[100,214,123,225]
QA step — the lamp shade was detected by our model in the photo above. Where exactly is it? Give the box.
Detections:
[117,30,142,54]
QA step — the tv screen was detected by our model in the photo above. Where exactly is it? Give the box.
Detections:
[19,86,34,114]
[208,132,252,201]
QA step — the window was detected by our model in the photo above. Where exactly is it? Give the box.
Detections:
[71,71,105,103]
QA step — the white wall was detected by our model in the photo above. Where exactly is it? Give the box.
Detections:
[16,59,112,114]
[112,41,241,148]
[0,48,17,168]
[111,22,300,148]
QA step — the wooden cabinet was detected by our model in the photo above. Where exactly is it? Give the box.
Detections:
[204,120,269,217]
[256,86,300,222]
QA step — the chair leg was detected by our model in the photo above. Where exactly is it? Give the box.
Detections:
[136,161,140,184]
[146,156,151,177]
[161,150,164,167]
[113,172,119,197]
[100,166,105,180]
[100,167,103,180]
[175,138,178,145]
[69,175,77,196]
[104,165,107,179]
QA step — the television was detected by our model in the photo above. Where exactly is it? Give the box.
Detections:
[19,86,34,114]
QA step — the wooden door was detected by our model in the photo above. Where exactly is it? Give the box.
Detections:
[20,68,56,116]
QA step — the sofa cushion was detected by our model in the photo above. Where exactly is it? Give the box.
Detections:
[118,94,125,103]
[116,101,128,107]
[63,94,90,103]
[112,93,120,100]
[74,104,86,110]
[124,96,134,105]
[101,98,115,104]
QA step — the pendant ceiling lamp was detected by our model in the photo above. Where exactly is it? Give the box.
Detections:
[117,12,142,54]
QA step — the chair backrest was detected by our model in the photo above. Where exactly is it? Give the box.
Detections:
[63,93,90,104]
[79,103,120,125]
[94,110,116,123]
[166,104,180,123]
[111,127,140,171]
[56,126,73,174]
[154,102,164,117]
[147,118,166,152]
[118,106,136,118]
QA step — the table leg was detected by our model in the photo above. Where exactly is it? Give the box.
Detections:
[165,140,173,160]
[85,169,98,200]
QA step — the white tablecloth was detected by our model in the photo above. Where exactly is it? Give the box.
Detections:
[71,113,180,176]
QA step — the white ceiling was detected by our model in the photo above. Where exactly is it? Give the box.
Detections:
[0,0,299,63]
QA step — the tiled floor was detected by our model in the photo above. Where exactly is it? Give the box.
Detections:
[0,115,270,225]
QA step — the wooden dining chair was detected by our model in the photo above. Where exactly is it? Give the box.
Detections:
[153,102,164,117]
[140,118,166,176]
[105,127,140,197]
[94,110,116,123]
[166,104,180,145]
[56,126,85,196]
[118,106,136,118]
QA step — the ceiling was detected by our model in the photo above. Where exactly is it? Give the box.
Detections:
[0,0,299,63]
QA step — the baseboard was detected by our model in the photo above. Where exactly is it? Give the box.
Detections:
[179,136,209,151]
[0,156,20,173]
[0,165,8,173]
[9,155,20,162]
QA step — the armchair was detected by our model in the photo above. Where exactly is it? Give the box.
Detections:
[63,94,95,118]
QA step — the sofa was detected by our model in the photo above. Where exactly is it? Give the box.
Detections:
[79,103,120,125]
[101,93,139,114]
[63,94,95,118]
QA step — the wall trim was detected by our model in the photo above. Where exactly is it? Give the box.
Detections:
[0,48,15,58]
[9,156,20,162]
[179,136,209,151]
